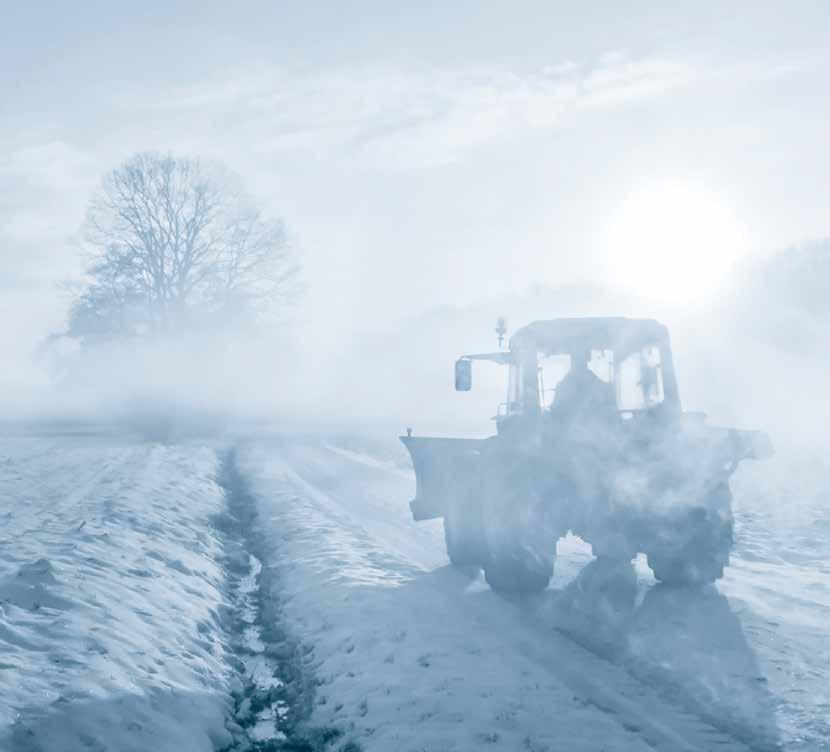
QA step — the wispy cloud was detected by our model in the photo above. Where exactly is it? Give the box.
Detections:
[0,141,94,193]
[2,48,820,284]
[0,141,94,287]
[144,50,821,170]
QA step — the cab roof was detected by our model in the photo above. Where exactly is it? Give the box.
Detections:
[509,316,670,358]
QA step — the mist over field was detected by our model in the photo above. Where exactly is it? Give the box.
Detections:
[2,4,829,751]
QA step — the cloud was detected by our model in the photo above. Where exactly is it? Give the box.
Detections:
[0,141,96,289]
[142,50,821,171]
[1,46,825,379]
[0,141,94,191]
[146,54,695,169]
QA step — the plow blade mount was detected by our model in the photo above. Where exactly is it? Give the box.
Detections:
[399,436,485,521]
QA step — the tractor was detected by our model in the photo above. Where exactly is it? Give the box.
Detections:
[401,317,772,593]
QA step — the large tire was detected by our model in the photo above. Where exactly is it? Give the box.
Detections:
[443,504,485,568]
[647,501,733,586]
[647,546,728,586]
[443,488,487,568]
[479,452,558,595]
[484,547,553,595]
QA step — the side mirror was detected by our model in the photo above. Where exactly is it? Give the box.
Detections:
[455,359,472,391]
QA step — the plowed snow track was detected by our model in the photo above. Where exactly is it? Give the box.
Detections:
[238,437,791,752]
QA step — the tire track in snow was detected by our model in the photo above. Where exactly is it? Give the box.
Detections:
[215,450,348,752]
[245,439,765,752]
[510,609,758,751]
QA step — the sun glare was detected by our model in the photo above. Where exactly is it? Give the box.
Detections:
[606,180,749,304]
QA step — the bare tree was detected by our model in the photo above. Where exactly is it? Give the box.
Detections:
[68,152,298,342]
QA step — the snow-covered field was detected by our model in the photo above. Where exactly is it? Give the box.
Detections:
[1,430,828,751]
[0,434,235,752]
[238,435,830,752]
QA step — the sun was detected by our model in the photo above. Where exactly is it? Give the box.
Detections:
[605,180,750,304]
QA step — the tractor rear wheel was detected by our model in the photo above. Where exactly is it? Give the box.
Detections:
[647,549,728,586]
[647,500,733,586]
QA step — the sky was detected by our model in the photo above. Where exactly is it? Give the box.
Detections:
[1,1,829,382]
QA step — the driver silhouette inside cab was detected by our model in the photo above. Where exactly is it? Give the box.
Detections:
[551,348,617,425]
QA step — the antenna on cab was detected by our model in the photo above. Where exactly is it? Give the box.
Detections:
[495,317,507,349]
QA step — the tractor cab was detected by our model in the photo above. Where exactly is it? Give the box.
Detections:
[455,317,681,428]
[404,315,771,591]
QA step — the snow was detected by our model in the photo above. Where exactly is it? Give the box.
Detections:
[1,430,826,751]
[238,436,790,751]
[723,457,830,748]
[0,435,235,752]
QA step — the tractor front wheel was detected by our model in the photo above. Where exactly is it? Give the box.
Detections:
[443,498,486,569]
[484,548,553,595]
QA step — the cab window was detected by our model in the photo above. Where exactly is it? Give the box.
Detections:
[616,345,664,411]
[537,354,570,409]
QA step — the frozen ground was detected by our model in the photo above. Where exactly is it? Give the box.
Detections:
[0,433,236,752]
[237,435,830,751]
[1,430,827,751]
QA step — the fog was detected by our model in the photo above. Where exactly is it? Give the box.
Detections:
[2,0,829,577]
[7,260,829,451]
[3,4,829,444]
[2,5,830,750]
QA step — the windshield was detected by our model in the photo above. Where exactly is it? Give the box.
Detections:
[537,349,614,410]
[500,343,666,418]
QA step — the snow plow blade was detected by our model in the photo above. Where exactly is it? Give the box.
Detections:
[399,436,485,521]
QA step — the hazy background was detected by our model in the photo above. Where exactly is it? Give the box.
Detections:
[2,1,829,439]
